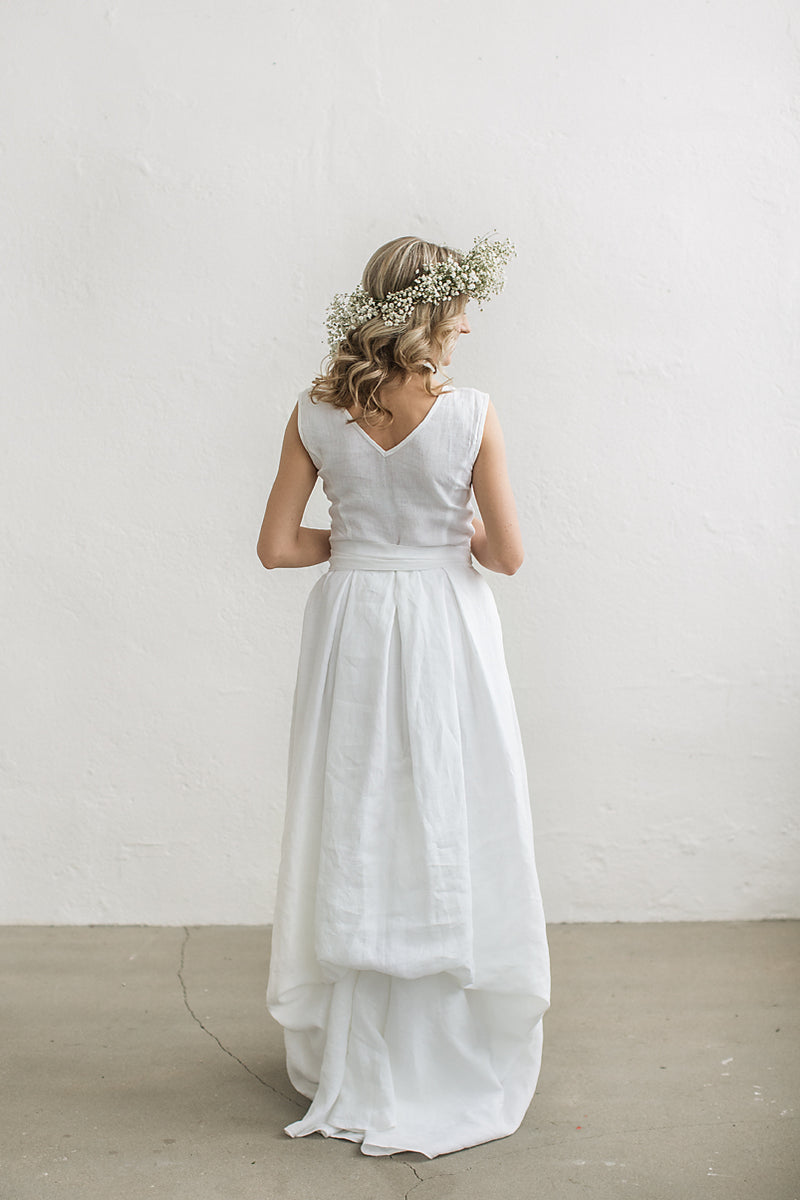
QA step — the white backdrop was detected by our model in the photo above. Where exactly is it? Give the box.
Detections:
[1,0,798,923]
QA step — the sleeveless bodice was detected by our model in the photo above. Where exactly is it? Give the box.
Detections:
[296,385,489,551]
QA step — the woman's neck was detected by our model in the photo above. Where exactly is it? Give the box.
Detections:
[348,372,442,417]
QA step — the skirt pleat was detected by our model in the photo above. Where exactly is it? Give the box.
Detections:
[267,562,550,1158]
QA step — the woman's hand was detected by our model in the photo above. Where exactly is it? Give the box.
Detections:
[470,517,485,549]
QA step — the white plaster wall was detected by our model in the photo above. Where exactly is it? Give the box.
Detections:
[1,0,798,924]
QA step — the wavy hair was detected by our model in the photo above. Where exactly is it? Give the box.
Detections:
[309,236,468,430]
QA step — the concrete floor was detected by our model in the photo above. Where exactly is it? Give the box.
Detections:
[2,923,798,1200]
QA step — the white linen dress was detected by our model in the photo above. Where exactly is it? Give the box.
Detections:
[266,384,550,1158]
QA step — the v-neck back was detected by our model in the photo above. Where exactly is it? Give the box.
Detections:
[347,390,449,457]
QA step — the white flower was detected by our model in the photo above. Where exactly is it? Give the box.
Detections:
[323,232,517,354]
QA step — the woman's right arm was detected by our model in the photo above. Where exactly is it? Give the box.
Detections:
[470,399,525,575]
[256,403,332,569]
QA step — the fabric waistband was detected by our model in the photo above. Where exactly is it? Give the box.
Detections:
[328,538,473,572]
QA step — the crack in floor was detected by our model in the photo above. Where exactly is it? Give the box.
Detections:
[400,1160,425,1198]
[177,926,303,1109]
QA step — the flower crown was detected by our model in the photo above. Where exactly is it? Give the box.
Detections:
[323,231,517,355]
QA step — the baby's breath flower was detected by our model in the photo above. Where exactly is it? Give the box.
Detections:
[323,232,517,354]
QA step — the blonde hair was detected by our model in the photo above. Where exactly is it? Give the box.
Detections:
[309,236,468,430]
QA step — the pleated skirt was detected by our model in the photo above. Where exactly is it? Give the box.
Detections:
[266,542,550,1158]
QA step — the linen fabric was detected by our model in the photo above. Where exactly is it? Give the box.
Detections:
[266,384,551,1158]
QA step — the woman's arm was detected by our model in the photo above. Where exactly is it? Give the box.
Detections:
[470,399,525,575]
[256,403,331,569]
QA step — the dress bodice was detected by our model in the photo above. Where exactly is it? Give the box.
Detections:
[296,385,490,551]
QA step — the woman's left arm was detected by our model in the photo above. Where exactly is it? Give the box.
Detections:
[256,403,331,569]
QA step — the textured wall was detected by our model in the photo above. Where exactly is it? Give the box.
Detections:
[1,0,798,923]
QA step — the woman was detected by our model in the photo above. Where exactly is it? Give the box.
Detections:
[257,233,550,1158]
